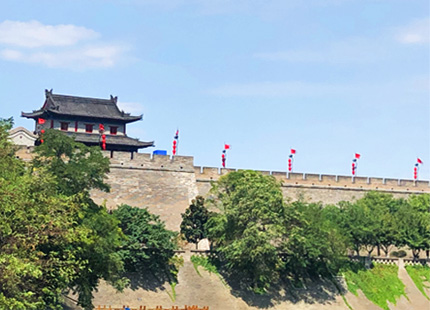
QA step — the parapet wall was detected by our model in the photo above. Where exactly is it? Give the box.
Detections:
[105,150,195,173]
[9,149,414,230]
[193,166,430,193]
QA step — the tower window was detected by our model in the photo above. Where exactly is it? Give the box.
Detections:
[110,126,118,135]
[85,124,93,133]
[60,122,69,131]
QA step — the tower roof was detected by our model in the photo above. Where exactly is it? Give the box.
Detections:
[22,89,143,123]
[63,132,154,150]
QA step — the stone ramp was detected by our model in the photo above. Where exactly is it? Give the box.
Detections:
[389,261,430,310]
[91,252,351,310]
[90,254,430,310]
[343,290,381,310]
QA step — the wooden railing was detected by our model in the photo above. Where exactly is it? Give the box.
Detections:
[95,306,209,310]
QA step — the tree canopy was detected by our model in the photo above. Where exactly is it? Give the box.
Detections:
[206,170,285,292]
[113,204,178,278]
[180,196,211,249]
[0,126,124,310]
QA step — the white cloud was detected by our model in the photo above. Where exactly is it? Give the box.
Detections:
[396,18,429,44]
[254,37,388,64]
[0,20,129,69]
[117,101,145,114]
[0,49,23,60]
[0,20,98,48]
[0,44,128,69]
[255,18,429,65]
[208,81,357,97]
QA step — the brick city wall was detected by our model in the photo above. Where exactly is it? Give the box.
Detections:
[89,151,430,230]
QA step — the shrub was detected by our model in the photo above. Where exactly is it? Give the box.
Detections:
[390,250,407,258]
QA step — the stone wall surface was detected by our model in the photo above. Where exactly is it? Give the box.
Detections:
[91,152,198,231]
[89,151,430,231]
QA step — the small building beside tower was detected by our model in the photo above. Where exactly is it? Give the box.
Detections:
[21,89,154,152]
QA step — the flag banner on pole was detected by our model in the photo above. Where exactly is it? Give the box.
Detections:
[417,158,423,164]
[172,129,179,155]
[291,149,296,154]
[355,153,361,159]
[38,118,46,124]
[222,143,230,167]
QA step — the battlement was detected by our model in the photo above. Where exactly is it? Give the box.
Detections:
[14,148,430,194]
[102,150,195,173]
[194,165,430,193]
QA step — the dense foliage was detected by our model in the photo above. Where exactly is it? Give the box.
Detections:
[113,204,178,277]
[180,196,211,249]
[0,124,125,310]
[206,170,430,294]
[206,170,285,293]
[32,129,110,196]
[336,192,430,259]
[206,170,350,293]
[281,201,348,278]
[0,124,177,310]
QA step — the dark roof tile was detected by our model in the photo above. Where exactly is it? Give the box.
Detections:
[22,90,142,123]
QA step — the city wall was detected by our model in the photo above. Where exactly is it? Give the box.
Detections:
[90,151,430,231]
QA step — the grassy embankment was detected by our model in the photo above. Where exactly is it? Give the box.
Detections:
[190,255,228,287]
[405,265,430,300]
[342,263,406,310]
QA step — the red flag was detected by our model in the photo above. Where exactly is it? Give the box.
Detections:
[38,118,46,124]
[417,158,423,164]
[355,153,361,159]
[224,144,230,150]
[291,149,296,155]
[174,129,179,140]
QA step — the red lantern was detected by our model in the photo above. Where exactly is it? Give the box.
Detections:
[101,134,106,150]
[288,158,292,172]
[352,163,356,175]
[39,129,45,144]
[99,124,104,132]
[414,167,418,180]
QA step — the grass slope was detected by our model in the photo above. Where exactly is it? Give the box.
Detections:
[343,263,406,310]
[405,265,430,300]
[190,255,229,288]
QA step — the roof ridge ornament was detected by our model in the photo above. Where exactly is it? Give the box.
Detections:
[110,95,118,104]
[45,89,53,98]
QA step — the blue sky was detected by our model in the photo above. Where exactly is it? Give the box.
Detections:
[1,0,428,180]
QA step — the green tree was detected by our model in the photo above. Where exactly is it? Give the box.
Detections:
[32,129,110,196]
[0,126,125,310]
[339,192,408,257]
[397,194,430,259]
[281,201,348,279]
[180,196,211,249]
[113,204,178,278]
[206,170,285,293]
[338,197,380,256]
